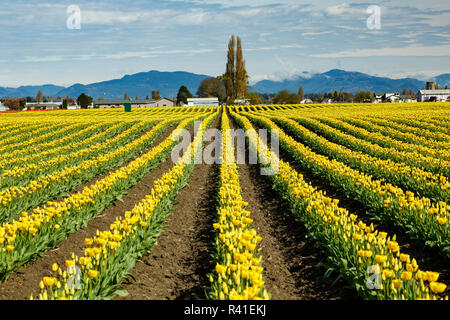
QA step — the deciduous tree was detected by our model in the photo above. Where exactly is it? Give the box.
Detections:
[235,36,248,99]
[223,35,249,101]
[224,35,235,100]
[197,78,226,103]
[354,91,372,103]
[4,98,26,110]
[36,90,43,103]
[176,85,193,105]
[272,90,300,104]
[77,93,93,109]
[247,92,264,105]
[152,91,161,100]
[298,86,304,100]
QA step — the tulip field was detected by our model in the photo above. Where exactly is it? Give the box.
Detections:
[0,103,448,300]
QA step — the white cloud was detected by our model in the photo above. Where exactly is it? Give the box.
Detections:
[312,45,450,58]
[82,11,147,25]
[302,31,334,37]
[325,3,364,16]
[280,44,304,49]
[414,12,450,27]
[20,55,66,63]
[234,8,263,16]
[398,32,423,39]
[435,33,450,40]
[19,48,216,63]
[386,70,450,80]
[79,8,211,26]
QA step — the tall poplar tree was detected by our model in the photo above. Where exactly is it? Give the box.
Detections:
[225,35,235,100]
[298,86,304,100]
[36,90,43,103]
[235,36,248,99]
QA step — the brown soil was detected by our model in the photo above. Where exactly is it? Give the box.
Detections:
[0,124,181,300]
[114,116,221,300]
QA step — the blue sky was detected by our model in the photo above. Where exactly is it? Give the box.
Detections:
[0,0,449,87]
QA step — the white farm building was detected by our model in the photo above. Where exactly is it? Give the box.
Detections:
[187,98,219,107]
[418,90,450,102]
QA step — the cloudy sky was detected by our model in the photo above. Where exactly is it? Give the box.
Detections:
[0,0,449,87]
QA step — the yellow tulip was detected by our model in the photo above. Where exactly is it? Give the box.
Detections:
[65,260,75,268]
[429,282,447,294]
[215,264,227,274]
[401,271,413,281]
[426,271,439,282]
[392,279,403,289]
[88,270,98,279]
[43,277,56,287]
[399,254,410,262]
[375,255,387,264]
[382,269,394,278]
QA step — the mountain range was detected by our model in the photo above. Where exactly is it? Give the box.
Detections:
[250,69,450,94]
[1,69,449,99]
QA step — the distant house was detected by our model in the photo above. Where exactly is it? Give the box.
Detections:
[26,102,62,110]
[399,95,417,103]
[94,98,174,108]
[417,90,450,102]
[321,99,333,104]
[383,93,400,103]
[0,103,8,111]
[187,98,219,107]
[300,99,313,104]
[234,99,250,105]
[152,98,175,107]
[373,92,384,103]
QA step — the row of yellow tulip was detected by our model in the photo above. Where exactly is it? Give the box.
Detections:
[358,116,450,143]
[384,116,450,134]
[293,114,449,162]
[230,109,448,300]
[357,114,449,134]
[207,109,269,301]
[0,121,131,177]
[5,122,92,152]
[342,117,450,153]
[0,119,161,221]
[0,106,212,122]
[0,122,78,155]
[278,114,449,179]
[0,113,206,281]
[252,112,450,203]
[33,111,217,299]
[0,122,54,147]
[267,104,449,126]
[242,112,449,256]
[0,111,183,170]
[424,117,450,130]
[0,121,153,190]
[0,121,117,172]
